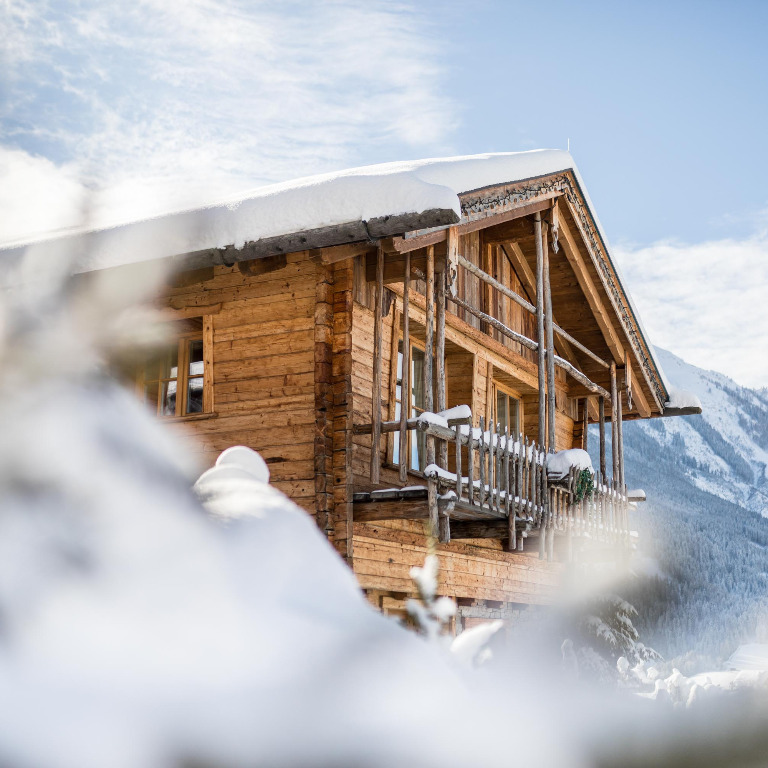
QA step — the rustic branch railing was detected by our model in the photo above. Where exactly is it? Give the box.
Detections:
[446,294,611,401]
[355,414,631,560]
[363,211,629,557]
[456,253,609,370]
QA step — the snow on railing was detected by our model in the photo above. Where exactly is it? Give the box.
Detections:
[355,407,631,560]
[417,416,631,558]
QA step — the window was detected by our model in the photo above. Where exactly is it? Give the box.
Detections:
[138,317,213,418]
[392,339,427,472]
[494,382,522,437]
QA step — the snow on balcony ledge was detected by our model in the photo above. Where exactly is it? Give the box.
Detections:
[546,448,593,481]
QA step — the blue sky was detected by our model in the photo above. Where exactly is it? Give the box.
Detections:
[1,0,766,386]
[440,0,768,245]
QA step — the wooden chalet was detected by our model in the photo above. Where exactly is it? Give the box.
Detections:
[3,151,700,629]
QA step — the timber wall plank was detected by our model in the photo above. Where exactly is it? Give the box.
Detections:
[161,255,317,515]
[353,522,562,604]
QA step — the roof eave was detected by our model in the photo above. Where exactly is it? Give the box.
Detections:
[174,208,460,270]
[659,405,703,418]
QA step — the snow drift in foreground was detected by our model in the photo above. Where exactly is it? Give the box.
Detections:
[0,265,571,768]
[2,264,768,768]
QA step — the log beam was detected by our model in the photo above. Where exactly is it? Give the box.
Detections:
[399,252,411,482]
[534,212,547,447]
[543,226,556,451]
[370,243,384,483]
[558,214,624,364]
[425,245,436,469]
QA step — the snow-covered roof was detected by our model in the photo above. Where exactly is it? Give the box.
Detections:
[1,148,684,413]
[0,150,579,274]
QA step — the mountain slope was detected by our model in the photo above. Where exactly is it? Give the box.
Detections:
[590,348,768,668]
[647,348,768,515]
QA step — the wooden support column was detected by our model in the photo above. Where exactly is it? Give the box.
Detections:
[425,245,435,467]
[370,243,384,484]
[436,259,448,470]
[599,395,606,477]
[617,389,625,490]
[610,362,619,489]
[314,262,334,537]
[534,212,546,448]
[486,361,494,426]
[481,238,493,337]
[582,398,589,453]
[331,260,355,563]
[543,226,556,451]
[399,252,411,483]
[436,253,449,543]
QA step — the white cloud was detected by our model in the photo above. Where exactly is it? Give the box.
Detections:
[0,148,86,243]
[615,232,768,389]
[0,0,455,242]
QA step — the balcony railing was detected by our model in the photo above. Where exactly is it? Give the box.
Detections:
[353,414,632,561]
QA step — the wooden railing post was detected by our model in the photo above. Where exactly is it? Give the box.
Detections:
[538,443,547,560]
[478,417,486,508]
[610,362,619,489]
[566,466,575,563]
[599,395,606,477]
[454,425,463,499]
[495,422,503,515]
[370,243,384,483]
[503,426,510,512]
[467,422,475,506]
[516,434,524,524]
[427,474,439,540]
[547,469,555,562]
[617,388,625,491]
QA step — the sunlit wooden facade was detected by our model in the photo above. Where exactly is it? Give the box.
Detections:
[133,161,704,626]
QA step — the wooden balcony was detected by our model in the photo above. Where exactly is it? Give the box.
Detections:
[353,416,632,562]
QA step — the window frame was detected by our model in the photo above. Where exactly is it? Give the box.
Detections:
[492,380,523,439]
[390,336,428,473]
[137,314,215,420]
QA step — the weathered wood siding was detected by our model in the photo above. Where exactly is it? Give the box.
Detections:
[349,244,578,606]
[354,521,562,604]
[160,253,318,513]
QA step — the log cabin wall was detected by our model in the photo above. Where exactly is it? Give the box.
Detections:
[158,251,321,516]
[144,205,615,615]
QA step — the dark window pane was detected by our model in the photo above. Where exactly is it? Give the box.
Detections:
[512,397,520,436]
[496,391,508,431]
[414,430,427,472]
[188,339,204,376]
[411,347,425,413]
[161,380,177,416]
[186,376,203,414]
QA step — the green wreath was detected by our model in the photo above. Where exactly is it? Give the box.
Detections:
[574,468,594,502]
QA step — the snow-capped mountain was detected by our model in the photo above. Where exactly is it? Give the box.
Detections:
[608,349,768,666]
[638,348,768,516]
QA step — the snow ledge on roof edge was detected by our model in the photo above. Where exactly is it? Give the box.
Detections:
[0,150,576,274]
